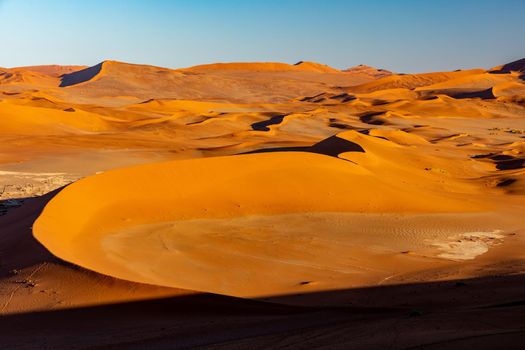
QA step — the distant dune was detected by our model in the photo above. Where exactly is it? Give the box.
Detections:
[13,64,87,77]
[184,60,340,73]
[37,60,382,105]
[343,64,393,79]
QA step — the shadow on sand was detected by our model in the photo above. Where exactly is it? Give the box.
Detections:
[0,273,524,349]
[60,62,103,87]
[242,134,365,158]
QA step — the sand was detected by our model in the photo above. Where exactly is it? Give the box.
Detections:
[1,57,525,348]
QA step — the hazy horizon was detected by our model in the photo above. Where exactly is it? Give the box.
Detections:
[1,0,524,73]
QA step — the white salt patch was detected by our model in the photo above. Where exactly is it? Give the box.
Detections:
[431,230,505,260]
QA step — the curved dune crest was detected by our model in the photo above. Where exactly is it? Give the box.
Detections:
[14,65,88,77]
[184,61,339,73]
[33,150,497,297]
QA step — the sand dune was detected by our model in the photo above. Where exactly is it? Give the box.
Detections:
[33,126,524,297]
[43,60,381,106]
[11,65,87,77]
[32,149,518,297]
[1,57,525,348]
[343,64,393,79]
[346,69,485,93]
[184,61,340,73]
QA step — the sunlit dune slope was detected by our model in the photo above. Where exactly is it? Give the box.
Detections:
[347,69,485,93]
[0,99,110,134]
[343,64,393,79]
[12,64,87,77]
[34,125,523,297]
[183,61,339,73]
[0,68,57,86]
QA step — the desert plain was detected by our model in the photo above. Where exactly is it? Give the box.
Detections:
[0,58,525,348]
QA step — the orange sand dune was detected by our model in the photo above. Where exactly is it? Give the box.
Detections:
[33,129,523,297]
[347,69,485,93]
[1,57,525,348]
[0,68,57,86]
[49,60,380,105]
[10,65,87,77]
[343,64,393,79]
[184,61,339,73]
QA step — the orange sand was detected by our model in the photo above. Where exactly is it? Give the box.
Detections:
[1,57,525,348]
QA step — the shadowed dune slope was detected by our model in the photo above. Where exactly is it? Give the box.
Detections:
[490,57,525,74]
[60,62,104,87]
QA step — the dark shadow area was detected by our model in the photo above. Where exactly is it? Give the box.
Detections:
[497,178,517,187]
[0,198,24,216]
[0,274,524,349]
[0,189,64,275]
[299,93,356,104]
[329,92,356,103]
[251,115,286,131]
[60,62,103,87]
[471,153,525,171]
[242,134,364,157]
[471,152,496,159]
[328,118,362,130]
[489,57,525,75]
[418,94,439,100]
[370,99,389,106]
[359,111,388,125]
[450,88,496,100]
[419,88,496,100]
[328,122,353,130]
[491,155,525,170]
[299,94,327,103]
[495,158,525,171]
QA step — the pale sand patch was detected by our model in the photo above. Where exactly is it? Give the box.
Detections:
[0,171,77,200]
[0,170,67,176]
[430,230,506,260]
[0,170,78,215]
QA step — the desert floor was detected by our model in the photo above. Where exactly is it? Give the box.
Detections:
[1,59,524,349]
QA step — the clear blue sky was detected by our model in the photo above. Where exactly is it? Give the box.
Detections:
[1,0,524,73]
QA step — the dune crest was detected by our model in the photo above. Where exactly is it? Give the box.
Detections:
[184,61,339,73]
[343,64,393,79]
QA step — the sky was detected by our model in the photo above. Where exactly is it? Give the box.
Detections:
[0,0,524,73]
